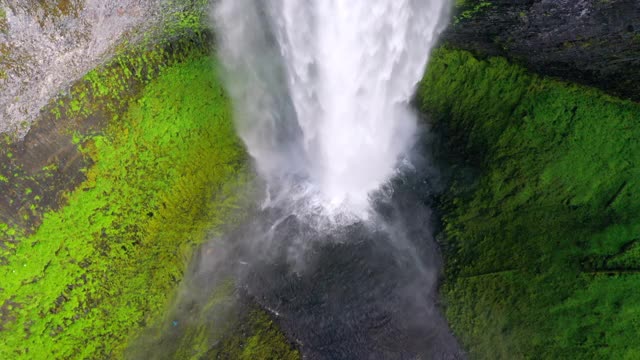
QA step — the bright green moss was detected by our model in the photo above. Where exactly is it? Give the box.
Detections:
[454,1,492,24]
[0,56,249,359]
[163,0,210,37]
[419,48,640,359]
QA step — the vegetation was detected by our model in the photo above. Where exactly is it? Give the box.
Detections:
[0,0,212,231]
[0,52,251,358]
[0,6,7,33]
[210,309,300,360]
[0,3,301,358]
[418,48,640,359]
[124,278,300,360]
[454,1,493,25]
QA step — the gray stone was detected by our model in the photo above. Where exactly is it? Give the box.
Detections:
[0,0,166,138]
[444,0,640,100]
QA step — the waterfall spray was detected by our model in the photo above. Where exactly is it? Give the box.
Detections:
[126,2,463,358]
[213,0,449,219]
[131,2,463,358]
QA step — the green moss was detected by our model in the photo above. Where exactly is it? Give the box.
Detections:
[0,28,212,227]
[454,1,492,25]
[165,0,208,34]
[0,54,249,359]
[210,309,300,360]
[418,48,640,359]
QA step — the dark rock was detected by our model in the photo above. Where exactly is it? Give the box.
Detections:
[444,0,640,101]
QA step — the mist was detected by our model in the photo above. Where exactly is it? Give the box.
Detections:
[128,1,463,359]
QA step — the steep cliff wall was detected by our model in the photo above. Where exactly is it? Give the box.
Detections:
[0,0,207,138]
[446,0,640,101]
[422,1,640,358]
[420,46,640,360]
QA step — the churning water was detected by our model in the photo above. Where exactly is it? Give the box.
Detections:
[214,0,449,218]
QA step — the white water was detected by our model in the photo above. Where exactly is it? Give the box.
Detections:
[214,0,449,219]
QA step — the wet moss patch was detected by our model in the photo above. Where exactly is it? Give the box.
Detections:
[210,308,301,360]
[0,32,210,232]
[419,48,640,359]
[0,54,249,358]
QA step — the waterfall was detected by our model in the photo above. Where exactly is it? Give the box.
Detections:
[213,0,449,219]
[142,3,465,357]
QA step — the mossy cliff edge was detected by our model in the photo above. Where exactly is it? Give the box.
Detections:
[0,15,298,360]
[446,0,640,101]
[418,48,640,359]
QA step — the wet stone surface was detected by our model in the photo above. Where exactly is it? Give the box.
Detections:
[446,0,640,101]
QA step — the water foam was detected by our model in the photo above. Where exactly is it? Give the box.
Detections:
[213,0,449,218]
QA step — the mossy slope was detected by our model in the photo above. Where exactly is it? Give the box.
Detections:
[419,48,640,359]
[0,54,248,358]
[125,277,300,360]
[0,34,209,232]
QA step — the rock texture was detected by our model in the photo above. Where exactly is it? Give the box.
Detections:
[445,0,640,101]
[0,0,167,138]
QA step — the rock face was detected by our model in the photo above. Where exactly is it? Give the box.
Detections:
[0,0,166,138]
[445,0,640,101]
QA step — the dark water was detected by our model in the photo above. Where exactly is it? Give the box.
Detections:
[239,179,463,359]
[130,140,464,360]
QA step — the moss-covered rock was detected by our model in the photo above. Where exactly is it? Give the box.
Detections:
[445,0,640,101]
[0,32,211,232]
[210,309,300,360]
[0,50,250,359]
[0,0,212,137]
[125,276,300,360]
[419,48,640,359]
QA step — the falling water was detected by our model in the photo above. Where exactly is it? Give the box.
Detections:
[193,1,464,358]
[214,0,449,219]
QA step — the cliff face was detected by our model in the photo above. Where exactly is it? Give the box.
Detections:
[420,48,640,359]
[446,0,640,101]
[0,0,209,138]
[0,0,160,137]
[421,1,640,358]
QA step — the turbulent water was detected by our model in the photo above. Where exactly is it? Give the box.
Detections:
[214,0,449,218]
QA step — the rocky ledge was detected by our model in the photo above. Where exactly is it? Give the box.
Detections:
[0,0,206,138]
[446,0,640,101]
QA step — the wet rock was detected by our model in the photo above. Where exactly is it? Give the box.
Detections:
[445,0,640,100]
